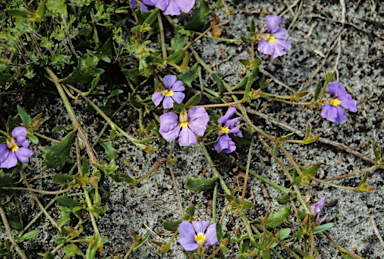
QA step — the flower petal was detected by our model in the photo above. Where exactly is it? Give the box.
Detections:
[317,214,327,224]
[0,152,17,169]
[174,0,195,14]
[339,95,357,112]
[178,220,196,238]
[225,117,242,128]
[188,106,209,121]
[152,92,164,107]
[170,80,185,92]
[335,106,347,124]
[15,147,33,163]
[151,0,169,10]
[266,15,282,33]
[0,144,9,163]
[142,0,155,5]
[163,96,174,109]
[188,118,208,136]
[214,135,236,153]
[12,127,28,146]
[178,237,199,251]
[139,2,149,11]
[160,125,180,143]
[204,223,219,246]
[179,127,197,146]
[258,38,273,56]
[228,125,242,137]
[192,221,209,235]
[171,92,185,104]
[321,103,337,124]
[159,112,179,132]
[163,75,177,89]
[164,0,180,15]
[217,107,236,125]
[328,81,345,97]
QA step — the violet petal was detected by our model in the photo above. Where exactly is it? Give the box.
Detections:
[174,0,195,14]
[159,112,178,132]
[163,96,174,109]
[164,0,180,15]
[152,92,164,107]
[192,221,208,234]
[204,223,219,246]
[266,15,282,33]
[178,237,199,251]
[171,92,185,104]
[217,107,237,125]
[15,147,33,163]
[163,75,177,89]
[12,127,28,146]
[170,80,185,92]
[178,220,196,238]
[0,152,17,169]
[178,127,197,146]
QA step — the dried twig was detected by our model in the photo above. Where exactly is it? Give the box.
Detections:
[360,214,384,251]
[260,68,296,93]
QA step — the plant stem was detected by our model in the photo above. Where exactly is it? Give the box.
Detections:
[158,13,167,60]
[241,136,254,204]
[196,99,245,108]
[0,207,27,259]
[123,242,135,259]
[241,215,258,249]
[0,186,72,194]
[168,162,184,219]
[323,231,364,259]
[200,143,231,195]
[183,18,216,51]
[212,182,218,223]
[323,165,378,182]
[206,246,221,259]
[311,177,357,191]
[136,164,161,184]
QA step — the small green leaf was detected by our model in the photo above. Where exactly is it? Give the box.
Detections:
[173,102,183,113]
[314,79,322,100]
[42,131,75,170]
[184,176,219,192]
[302,163,321,177]
[87,37,113,63]
[216,223,223,242]
[163,221,182,232]
[26,133,39,144]
[99,141,119,161]
[292,176,302,185]
[277,228,291,241]
[275,193,290,205]
[62,54,104,84]
[292,230,305,238]
[63,244,82,259]
[341,252,354,259]
[17,106,31,127]
[7,214,22,229]
[250,18,255,34]
[0,73,13,83]
[133,232,149,250]
[52,126,67,131]
[18,229,40,242]
[170,31,189,52]
[129,93,143,110]
[232,76,248,91]
[143,9,160,25]
[252,207,291,228]
[241,36,251,44]
[54,237,68,245]
[7,115,18,134]
[57,194,78,210]
[313,223,334,234]
[44,253,55,259]
[184,0,211,30]
[52,174,74,184]
[36,2,46,19]
[185,93,202,107]
[262,251,271,259]
[183,206,195,221]
[211,73,226,94]
[6,9,29,17]
[240,238,250,254]
[166,49,185,66]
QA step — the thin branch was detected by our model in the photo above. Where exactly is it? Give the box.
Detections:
[360,214,384,251]
[0,186,72,195]
[241,136,254,204]
[167,162,184,219]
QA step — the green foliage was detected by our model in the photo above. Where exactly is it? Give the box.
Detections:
[211,73,226,94]
[42,131,75,170]
[177,63,200,87]
[184,176,219,192]
[163,221,182,232]
[99,141,119,161]
[252,207,291,228]
[62,54,104,84]
[185,0,211,30]
[313,223,334,234]
[185,93,202,107]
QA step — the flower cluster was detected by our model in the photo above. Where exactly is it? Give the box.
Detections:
[310,195,327,224]
[214,107,242,153]
[130,0,195,15]
[0,127,33,169]
[258,15,291,59]
[178,220,219,252]
[152,75,185,109]
[321,82,357,125]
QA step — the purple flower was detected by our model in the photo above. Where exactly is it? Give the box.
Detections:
[258,15,292,59]
[0,127,33,169]
[152,75,185,109]
[214,107,242,153]
[159,107,209,146]
[130,0,154,12]
[310,195,327,224]
[320,81,357,125]
[178,221,219,251]
[151,0,195,15]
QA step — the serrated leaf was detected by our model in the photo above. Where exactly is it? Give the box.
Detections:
[313,223,334,234]
[62,54,104,84]
[184,0,211,30]
[94,160,135,184]
[252,207,291,228]
[211,73,226,94]
[63,244,81,259]
[58,194,78,210]
[87,37,113,63]
[52,174,74,184]
[42,131,75,170]
[171,31,189,52]
[17,106,31,126]
[184,176,219,192]
[163,221,182,232]
[58,206,71,227]
[99,141,119,161]
[185,93,202,107]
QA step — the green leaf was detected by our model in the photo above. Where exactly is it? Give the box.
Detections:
[252,207,291,228]
[27,133,39,144]
[277,228,291,241]
[341,252,354,259]
[275,193,290,205]
[42,131,75,170]
[133,232,149,250]
[87,37,113,63]
[36,2,46,20]
[94,160,135,185]
[262,251,271,259]
[211,73,226,94]
[250,18,255,34]
[62,54,104,84]
[58,207,71,227]
[52,125,67,131]
[0,73,13,83]
[6,9,29,17]
[54,237,68,245]
[216,223,223,242]
[184,0,211,30]
[99,141,119,161]
[163,221,182,232]
[232,76,248,91]
[292,230,305,238]
[143,9,160,25]
[178,63,199,87]
[185,93,202,107]
[63,244,82,259]
[129,93,143,110]
[173,102,183,113]
[18,229,40,242]
[84,74,101,97]
[184,176,219,192]
[292,176,302,185]
[313,223,334,234]
[123,68,140,85]
[314,79,322,100]
[7,115,18,134]
[166,49,185,66]
[183,206,195,221]
[7,214,22,229]
[17,106,31,127]
[44,253,55,259]
[297,211,310,221]
[52,174,74,184]
[302,163,321,177]
[170,31,189,52]
[57,194,78,210]
[240,238,250,254]
[241,36,251,44]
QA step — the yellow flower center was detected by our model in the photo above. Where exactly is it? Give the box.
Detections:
[267,37,276,42]
[161,90,173,97]
[195,233,206,246]
[218,126,229,136]
[7,138,19,152]
[329,99,340,106]
[179,111,189,128]
[261,33,275,42]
